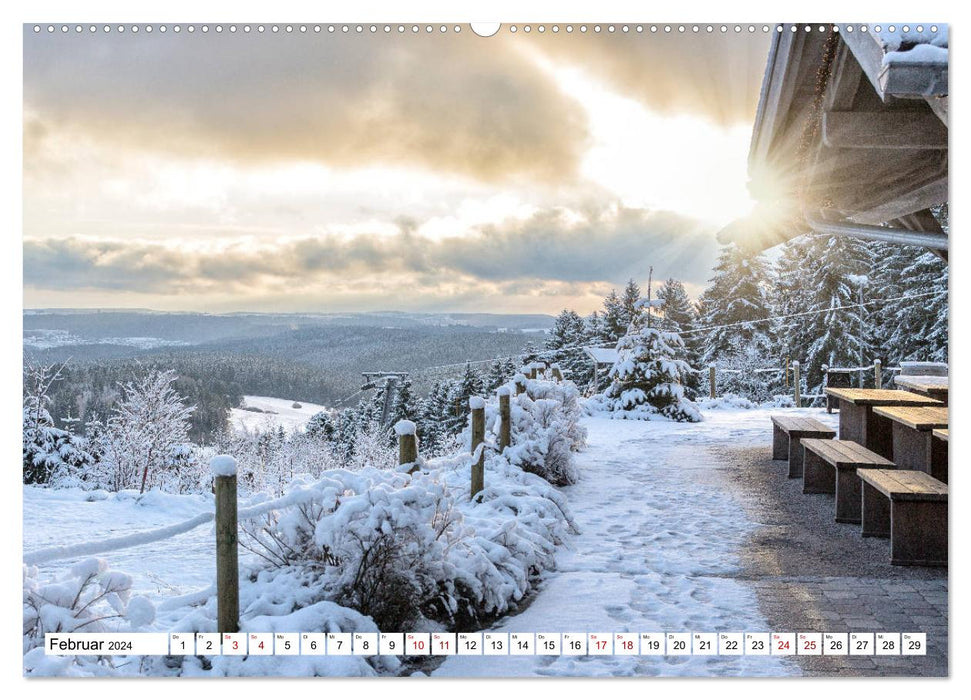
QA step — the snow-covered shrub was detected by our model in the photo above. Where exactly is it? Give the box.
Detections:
[702,336,785,404]
[695,394,757,411]
[238,453,576,633]
[459,379,586,486]
[241,470,456,631]
[101,369,195,493]
[595,325,701,422]
[23,558,155,675]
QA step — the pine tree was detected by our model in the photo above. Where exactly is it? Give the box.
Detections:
[656,278,702,396]
[797,233,874,392]
[620,279,642,332]
[768,236,815,366]
[418,380,454,456]
[486,359,511,392]
[520,340,540,367]
[23,361,94,486]
[602,289,626,342]
[604,309,700,422]
[697,244,772,365]
[891,250,948,363]
[585,310,610,346]
[545,309,592,386]
[385,377,418,446]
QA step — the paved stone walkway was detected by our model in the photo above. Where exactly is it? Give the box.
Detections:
[718,442,948,677]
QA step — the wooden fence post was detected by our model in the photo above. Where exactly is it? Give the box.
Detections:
[498,389,511,451]
[551,365,563,382]
[792,361,801,408]
[529,365,538,380]
[470,397,485,498]
[708,364,716,399]
[874,359,882,389]
[514,374,526,396]
[211,455,239,634]
[395,420,418,473]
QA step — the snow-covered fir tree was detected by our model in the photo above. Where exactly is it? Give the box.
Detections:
[417,380,455,456]
[767,236,815,366]
[655,278,702,396]
[23,361,94,486]
[795,233,874,392]
[602,279,642,342]
[585,310,610,346]
[545,309,593,387]
[892,250,948,362]
[602,309,700,422]
[384,377,419,445]
[697,243,772,366]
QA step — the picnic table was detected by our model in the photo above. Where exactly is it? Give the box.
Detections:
[823,388,942,460]
[894,375,949,405]
[872,405,949,483]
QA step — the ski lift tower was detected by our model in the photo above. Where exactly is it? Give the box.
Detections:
[360,372,411,427]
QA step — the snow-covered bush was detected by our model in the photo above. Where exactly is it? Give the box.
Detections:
[238,450,576,633]
[459,379,586,486]
[695,394,757,411]
[101,369,195,493]
[702,336,785,404]
[23,557,155,675]
[594,325,701,422]
[241,469,456,630]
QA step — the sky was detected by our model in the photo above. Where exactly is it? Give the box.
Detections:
[23,24,771,315]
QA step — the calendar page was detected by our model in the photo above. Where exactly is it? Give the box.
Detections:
[19,5,950,684]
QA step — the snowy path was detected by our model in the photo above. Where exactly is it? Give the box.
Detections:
[434,411,812,677]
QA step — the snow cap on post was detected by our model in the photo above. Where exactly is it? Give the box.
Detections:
[394,419,417,437]
[496,386,512,397]
[513,373,527,384]
[469,396,486,410]
[210,455,238,478]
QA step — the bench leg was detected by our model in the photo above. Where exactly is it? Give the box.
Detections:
[787,435,804,478]
[890,500,948,567]
[892,424,932,472]
[772,424,788,460]
[930,438,948,484]
[835,468,863,524]
[861,481,891,538]
[803,450,835,494]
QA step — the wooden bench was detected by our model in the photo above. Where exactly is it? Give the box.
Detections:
[771,416,836,478]
[801,439,894,523]
[858,469,947,567]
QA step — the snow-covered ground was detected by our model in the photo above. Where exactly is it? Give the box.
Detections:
[23,406,837,677]
[434,408,836,677]
[229,395,328,435]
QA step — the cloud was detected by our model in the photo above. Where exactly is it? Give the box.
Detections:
[23,205,719,305]
[522,29,771,127]
[23,29,589,184]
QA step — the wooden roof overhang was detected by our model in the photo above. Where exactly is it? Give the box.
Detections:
[720,25,948,257]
